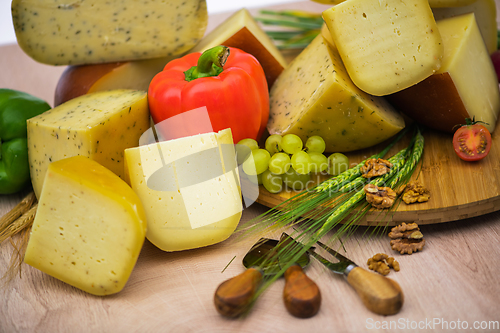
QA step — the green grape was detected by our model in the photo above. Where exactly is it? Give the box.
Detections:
[262,170,283,194]
[268,152,291,175]
[236,138,260,164]
[282,167,312,191]
[265,134,283,155]
[327,153,349,176]
[305,136,326,154]
[281,134,303,154]
[291,151,312,175]
[309,152,328,173]
[242,148,271,175]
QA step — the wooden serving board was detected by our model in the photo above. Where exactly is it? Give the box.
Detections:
[256,120,500,226]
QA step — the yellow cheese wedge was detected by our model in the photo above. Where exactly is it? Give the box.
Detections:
[24,156,147,296]
[124,128,242,252]
[190,8,287,88]
[323,0,444,96]
[387,13,500,133]
[12,0,207,66]
[27,90,150,199]
[433,0,497,54]
[268,35,405,153]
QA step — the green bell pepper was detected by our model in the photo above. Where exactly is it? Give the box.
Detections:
[0,89,51,194]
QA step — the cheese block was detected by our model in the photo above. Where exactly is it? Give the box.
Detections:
[268,35,405,153]
[321,23,336,49]
[387,13,500,133]
[433,0,497,54]
[54,56,174,106]
[27,90,150,199]
[12,0,207,66]
[124,128,242,252]
[190,8,287,88]
[323,0,444,96]
[24,156,147,296]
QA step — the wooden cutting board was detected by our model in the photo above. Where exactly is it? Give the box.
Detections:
[255,120,500,226]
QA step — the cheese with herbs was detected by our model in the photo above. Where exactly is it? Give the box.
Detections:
[190,8,287,88]
[387,13,500,133]
[124,129,242,252]
[323,0,443,96]
[268,35,405,153]
[24,156,147,296]
[27,90,150,199]
[433,0,497,54]
[12,0,208,66]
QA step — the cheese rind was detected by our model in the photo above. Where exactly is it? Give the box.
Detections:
[124,129,242,252]
[387,13,500,133]
[323,0,443,96]
[190,8,287,88]
[27,89,150,199]
[54,56,174,106]
[432,0,497,54]
[24,156,147,296]
[268,35,405,153]
[12,0,208,66]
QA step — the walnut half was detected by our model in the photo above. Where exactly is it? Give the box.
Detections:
[401,180,430,204]
[389,222,425,254]
[360,158,393,178]
[364,184,397,209]
[367,253,400,275]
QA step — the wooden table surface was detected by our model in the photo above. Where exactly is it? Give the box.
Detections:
[1,2,500,332]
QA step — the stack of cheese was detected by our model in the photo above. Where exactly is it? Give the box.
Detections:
[268,0,500,152]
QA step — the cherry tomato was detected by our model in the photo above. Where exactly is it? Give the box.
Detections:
[452,119,492,162]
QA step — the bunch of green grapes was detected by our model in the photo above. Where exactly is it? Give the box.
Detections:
[237,134,349,194]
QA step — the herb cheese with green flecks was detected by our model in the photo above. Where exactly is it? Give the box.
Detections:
[27,89,150,199]
[267,35,405,153]
[12,0,208,66]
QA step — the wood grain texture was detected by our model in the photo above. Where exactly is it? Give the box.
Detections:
[1,2,500,332]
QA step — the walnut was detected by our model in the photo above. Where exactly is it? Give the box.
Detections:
[360,158,393,178]
[367,253,400,275]
[364,184,397,209]
[367,259,390,275]
[386,257,400,271]
[402,180,430,204]
[389,222,425,254]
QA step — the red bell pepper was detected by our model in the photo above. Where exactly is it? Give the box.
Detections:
[148,46,269,143]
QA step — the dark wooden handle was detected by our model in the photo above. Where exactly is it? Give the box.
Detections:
[213,268,263,318]
[346,266,404,315]
[283,264,321,318]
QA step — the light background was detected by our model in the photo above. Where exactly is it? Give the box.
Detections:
[0,0,297,46]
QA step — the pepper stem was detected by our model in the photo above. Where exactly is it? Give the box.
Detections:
[184,45,230,82]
